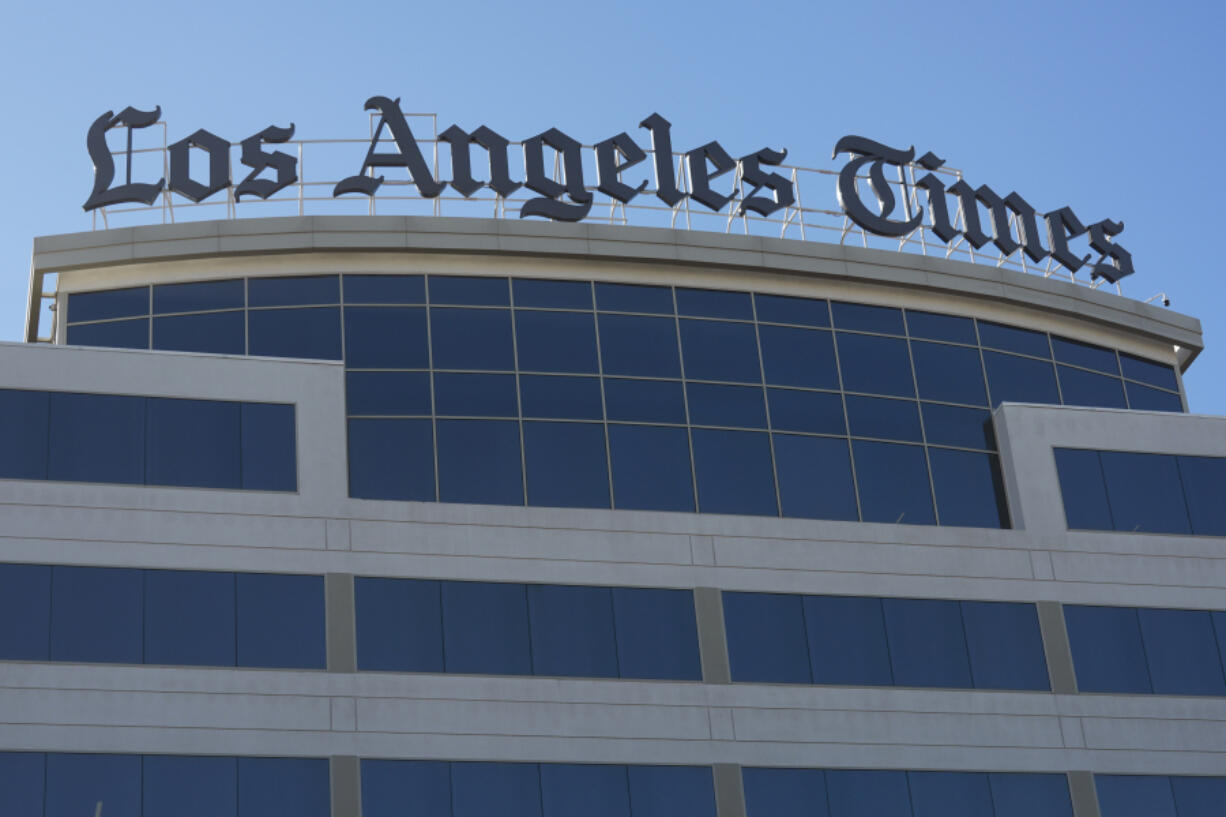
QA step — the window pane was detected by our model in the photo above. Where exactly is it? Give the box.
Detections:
[1126,381,1183,412]
[520,375,604,420]
[513,278,592,309]
[344,306,429,368]
[154,278,245,313]
[1058,365,1127,409]
[988,773,1074,817]
[437,419,523,505]
[599,314,681,377]
[929,449,1009,529]
[1053,337,1119,375]
[612,587,701,681]
[1054,448,1112,530]
[743,768,830,817]
[1137,608,1226,695]
[773,434,858,521]
[50,566,142,663]
[804,595,893,685]
[767,388,845,435]
[627,766,716,817]
[687,383,767,428]
[755,294,829,327]
[430,308,515,370]
[238,757,329,817]
[248,275,339,306]
[241,402,297,491]
[48,392,145,484]
[983,351,1059,406]
[1065,605,1151,693]
[604,378,686,424]
[723,591,810,683]
[1096,775,1177,817]
[344,273,425,304]
[442,581,532,675]
[692,429,777,516]
[1178,455,1226,536]
[154,311,245,354]
[759,326,839,389]
[67,318,150,349]
[429,275,510,306]
[882,598,972,688]
[908,771,994,817]
[825,770,912,817]
[845,395,922,442]
[524,421,610,509]
[906,310,976,344]
[452,763,542,817]
[355,577,443,672]
[541,764,631,817]
[144,755,238,817]
[236,573,325,669]
[146,397,241,488]
[677,288,752,319]
[596,282,674,314]
[680,320,761,383]
[852,441,935,525]
[528,585,618,677]
[911,341,987,406]
[831,302,904,334]
[0,753,44,817]
[434,373,518,417]
[69,286,148,322]
[0,388,49,479]
[608,425,694,512]
[517,310,599,373]
[45,753,141,817]
[144,569,236,666]
[962,601,1048,690]
[836,333,914,397]
[0,564,50,659]
[1120,353,1179,391]
[248,307,342,359]
[921,403,994,450]
[1170,776,1226,817]
[1100,451,1190,534]
[347,372,431,416]
[978,321,1049,357]
[361,760,450,817]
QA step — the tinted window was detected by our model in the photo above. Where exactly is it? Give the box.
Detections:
[836,333,914,397]
[988,773,1074,817]
[1065,605,1151,693]
[882,598,972,687]
[612,587,701,680]
[680,320,761,383]
[434,373,518,417]
[520,375,603,420]
[343,273,425,304]
[517,310,599,373]
[1171,776,1226,817]
[724,591,810,683]
[691,428,777,516]
[67,318,150,349]
[676,287,752,319]
[921,403,994,450]
[248,306,342,359]
[773,434,858,521]
[442,581,532,675]
[355,577,444,672]
[1054,448,1113,530]
[604,378,686,424]
[362,759,451,817]
[929,449,1009,529]
[1058,365,1127,409]
[598,314,681,377]
[541,764,632,817]
[1120,353,1179,390]
[1178,455,1226,536]
[759,325,839,389]
[236,573,326,669]
[1100,451,1190,534]
[961,601,1048,690]
[767,388,845,435]
[0,389,49,479]
[0,564,50,659]
[845,395,922,442]
[596,282,674,314]
[825,769,912,817]
[45,753,141,817]
[145,397,241,488]
[743,768,830,817]
[154,278,245,313]
[144,570,236,666]
[69,286,149,322]
[528,585,618,677]
[906,310,977,344]
[983,351,1059,405]
[626,766,716,817]
[686,383,767,428]
[48,393,145,484]
[908,771,994,817]
[1096,775,1178,817]
[237,757,330,817]
[429,275,510,306]
[248,275,338,307]
[0,753,44,816]
[436,419,523,505]
[144,754,238,817]
[513,278,592,309]
[240,402,297,491]
[608,425,694,512]
[852,441,935,525]
[1052,337,1119,374]
[50,566,143,663]
[911,341,987,406]
[804,595,893,685]
[1126,381,1183,412]
[523,421,610,509]
[1137,608,1226,696]
[452,763,542,817]
[344,306,429,368]
[755,294,829,327]
[154,311,245,354]
[977,321,1049,357]
[347,371,432,416]
[430,308,515,370]
[831,302,904,334]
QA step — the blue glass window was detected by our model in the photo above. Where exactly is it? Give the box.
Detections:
[1065,605,1151,693]
[766,388,845,435]
[434,373,518,417]
[596,282,674,314]
[882,598,972,687]
[144,754,238,817]
[541,764,632,817]
[144,569,236,666]
[983,351,1059,406]
[154,278,245,313]
[45,753,141,817]
[347,371,431,416]
[517,310,599,373]
[0,388,49,479]
[612,587,701,680]
[443,581,532,674]
[154,311,245,354]
[146,397,241,488]
[742,768,830,817]
[988,773,1074,817]
[804,595,893,685]
[344,306,429,368]
[1100,451,1190,534]
[248,307,342,359]
[608,425,694,512]
[1171,776,1226,817]
[0,753,44,816]
[680,320,761,383]
[836,333,915,397]
[978,321,1049,358]
[48,392,145,484]
[523,421,610,509]
[852,441,935,525]
[724,591,810,683]
[50,566,143,663]
[1058,365,1127,409]
[528,585,619,677]
[355,578,444,672]
[67,318,150,349]
[676,287,753,319]
[831,302,905,335]
[429,275,509,306]
[1178,455,1226,536]
[687,383,767,428]
[453,763,542,817]
[1054,448,1113,530]
[240,402,297,491]
[1126,381,1183,412]
[69,286,148,322]
[604,378,686,424]
[961,601,1048,690]
[513,278,592,309]
[520,375,604,420]
[1053,337,1119,375]
[921,403,994,450]
[343,273,425,304]
[773,434,858,521]
[0,563,50,659]
[626,766,716,817]
[825,770,912,817]
[906,310,977,344]
[691,428,777,516]
[430,308,514,371]
[929,449,1009,529]
[599,314,681,378]
[911,341,988,406]
[362,760,451,817]
[1137,608,1226,695]
[248,275,338,307]
[845,395,922,442]
[436,419,523,505]
[1096,775,1178,817]
[236,572,325,669]
[759,326,839,389]
[1120,353,1179,391]
[908,771,994,817]
[237,757,329,817]
[755,294,829,327]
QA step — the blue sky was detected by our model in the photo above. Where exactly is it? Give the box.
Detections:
[2,0,1223,411]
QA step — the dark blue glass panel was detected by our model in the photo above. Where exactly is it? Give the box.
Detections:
[1100,451,1190,534]
[144,569,236,666]
[1096,775,1177,817]
[1137,608,1226,695]
[429,275,510,306]
[604,378,686,424]
[608,425,694,512]
[852,441,935,525]
[69,286,148,322]
[0,388,48,479]
[344,274,425,304]
[520,375,604,420]
[452,763,542,817]
[1126,382,1183,412]
[836,333,915,397]
[882,598,972,687]
[676,287,753,319]
[755,294,830,327]
[687,383,767,428]
[825,770,912,817]
[627,766,716,817]
[767,388,845,435]
[352,447,401,530]
[774,434,858,521]
[921,404,994,450]
[153,311,245,355]
[596,282,674,314]
[962,601,1048,690]
[437,419,523,505]
[66,318,149,349]
[1120,353,1180,391]
[517,310,599,373]
[146,397,241,488]
[513,279,592,309]
[238,757,329,817]
[344,306,429,368]
[1065,605,1151,693]
[1215,612,1226,677]
[248,307,342,359]
[241,402,297,491]
[983,351,1059,406]
[435,373,518,417]
[845,395,922,441]
[430,308,515,371]
[724,591,810,683]
[524,421,610,509]
[988,773,1074,817]
[692,428,777,516]
[0,753,44,817]
[929,449,1009,529]
[612,587,701,680]
[759,326,839,389]
[978,321,1050,358]
[154,278,244,313]
[442,581,531,674]
[1054,448,1112,530]
[1171,776,1226,817]
[541,764,631,817]
[347,371,432,416]
[249,275,339,307]
[144,755,237,817]
[236,573,325,669]
[911,341,988,406]
[1053,337,1119,375]
[355,577,443,672]
[0,564,50,659]
[1058,365,1127,409]
[50,566,142,663]
[804,595,893,685]
[1178,456,1226,536]
[831,302,905,335]
[906,310,977,344]
[45,753,141,817]
[361,760,451,817]
[599,314,681,378]
[742,768,829,817]
[680,320,761,383]
[528,584,618,677]
[908,771,994,817]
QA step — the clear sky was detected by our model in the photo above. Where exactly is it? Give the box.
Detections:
[2,0,1223,411]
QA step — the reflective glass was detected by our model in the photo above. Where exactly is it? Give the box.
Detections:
[604,378,686,424]
[845,395,922,442]
[961,601,1048,690]
[723,591,810,683]
[453,763,542,817]
[68,286,148,322]
[516,310,599,373]
[627,766,716,817]
[758,325,839,389]
[154,311,245,354]
[146,397,241,488]
[921,403,994,450]
[434,373,518,417]
[0,563,50,659]
[248,307,342,359]
[343,273,425,304]
[773,434,858,521]
[144,754,237,817]
[45,753,141,817]
[608,425,694,512]
[248,275,339,306]
[1057,365,1127,409]
[983,351,1059,406]
[977,321,1050,358]
[66,318,149,349]
[1137,608,1226,695]
[1120,353,1180,391]
[911,341,988,406]
[442,581,532,675]
[361,760,451,817]
[0,388,49,479]
[852,441,935,525]
[691,428,777,516]
[355,577,444,672]
[836,333,914,397]
[908,771,994,817]
[767,388,845,435]
[50,566,142,663]
[906,310,977,344]
[988,773,1074,817]
[237,757,329,817]
[742,767,830,817]
[154,278,245,313]
[686,383,767,428]
[831,302,905,335]
[598,314,682,378]
[755,294,829,327]
[1065,605,1151,693]
[520,375,604,420]
[240,402,297,491]
[528,584,618,677]
[344,306,429,368]
[1096,775,1178,817]
[680,320,761,383]
[929,449,1009,529]
[1125,381,1183,412]
[1177,455,1226,536]
[235,572,326,669]
[513,278,592,309]
[1215,612,1226,676]
[882,598,972,688]
[144,569,236,666]
[541,764,631,817]
[676,287,753,319]
[1100,451,1190,534]
[347,372,432,416]
[1054,448,1112,530]
[429,275,510,306]
[596,282,674,314]
[1170,776,1226,817]
[803,595,893,685]
[0,753,44,816]
[611,587,701,680]
[825,770,912,817]
[436,419,523,505]
[430,308,515,370]
[523,421,610,509]
[1053,337,1119,375]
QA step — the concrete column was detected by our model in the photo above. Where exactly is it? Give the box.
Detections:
[330,755,361,817]
[1067,771,1102,817]
[326,573,356,673]
[1037,600,1078,694]
[694,587,731,684]
[713,763,747,817]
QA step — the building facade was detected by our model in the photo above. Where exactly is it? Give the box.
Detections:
[1,215,1223,817]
